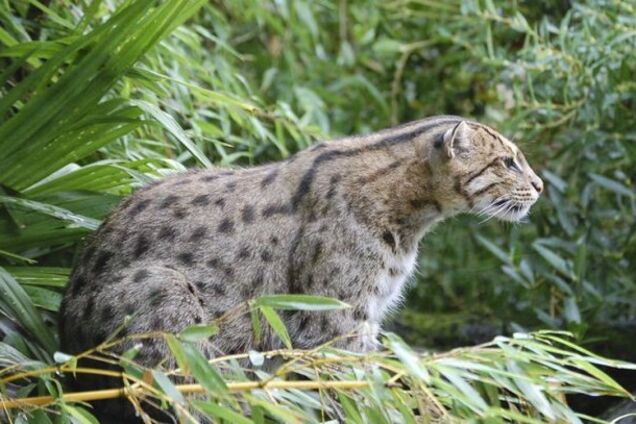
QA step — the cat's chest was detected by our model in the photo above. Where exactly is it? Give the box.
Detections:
[366,249,418,323]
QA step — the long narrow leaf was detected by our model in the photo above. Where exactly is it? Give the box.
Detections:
[0,195,101,230]
[254,294,350,311]
[0,267,56,357]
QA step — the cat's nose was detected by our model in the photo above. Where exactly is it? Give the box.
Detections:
[531,177,543,194]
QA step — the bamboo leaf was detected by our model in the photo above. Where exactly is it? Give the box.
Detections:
[152,370,184,404]
[193,400,255,424]
[249,398,302,423]
[181,342,227,393]
[250,305,263,346]
[165,334,189,375]
[384,332,430,383]
[338,392,364,423]
[437,365,489,413]
[259,305,292,349]
[507,361,556,420]
[475,234,512,265]
[570,358,630,396]
[61,405,99,424]
[532,243,572,278]
[588,173,634,198]
[179,324,219,342]
[254,294,350,311]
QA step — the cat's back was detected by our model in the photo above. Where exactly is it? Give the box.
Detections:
[58,141,365,354]
[74,164,294,276]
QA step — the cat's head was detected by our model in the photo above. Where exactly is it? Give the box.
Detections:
[431,120,543,222]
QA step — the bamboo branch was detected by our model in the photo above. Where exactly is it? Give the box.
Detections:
[0,379,382,410]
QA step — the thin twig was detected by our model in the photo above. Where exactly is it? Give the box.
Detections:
[0,379,387,409]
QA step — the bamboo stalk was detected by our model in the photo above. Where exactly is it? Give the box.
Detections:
[0,379,375,409]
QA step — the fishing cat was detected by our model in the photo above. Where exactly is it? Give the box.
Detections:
[59,115,542,419]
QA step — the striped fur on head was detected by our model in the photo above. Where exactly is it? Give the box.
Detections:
[428,119,543,222]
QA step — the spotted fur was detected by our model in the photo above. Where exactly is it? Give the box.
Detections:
[59,115,542,420]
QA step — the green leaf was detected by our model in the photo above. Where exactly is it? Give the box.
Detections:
[165,334,189,375]
[0,2,148,177]
[294,1,318,37]
[131,100,212,168]
[1,341,44,369]
[182,342,227,393]
[259,306,292,349]
[61,404,100,424]
[24,163,133,196]
[0,195,101,230]
[0,0,206,189]
[22,285,61,312]
[588,173,634,198]
[249,398,301,423]
[533,243,573,278]
[570,358,630,397]
[250,305,262,346]
[152,370,184,404]
[542,170,567,193]
[391,389,417,424]
[372,38,404,54]
[475,234,511,264]
[437,365,489,413]
[507,361,556,420]
[563,296,581,323]
[3,266,70,288]
[149,70,260,112]
[254,294,350,311]
[193,400,255,424]
[0,250,37,264]
[0,267,56,357]
[384,332,430,383]
[179,324,219,342]
[338,392,363,423]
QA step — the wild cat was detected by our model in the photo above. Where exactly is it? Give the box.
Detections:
[60,115,542,421]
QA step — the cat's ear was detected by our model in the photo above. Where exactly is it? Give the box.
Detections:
[441,121,472,159]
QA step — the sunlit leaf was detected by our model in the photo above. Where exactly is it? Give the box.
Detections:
[254,295,349,311]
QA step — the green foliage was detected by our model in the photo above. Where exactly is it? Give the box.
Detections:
[3,303,636,423]
[0,0,635,422]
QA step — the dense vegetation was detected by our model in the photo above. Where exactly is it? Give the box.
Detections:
[0,1,634,422]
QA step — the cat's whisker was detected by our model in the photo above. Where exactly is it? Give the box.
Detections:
[479,202,508,224]
[477,196,509,223]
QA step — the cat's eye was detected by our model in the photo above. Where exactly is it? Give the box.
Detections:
[503,156,520,172]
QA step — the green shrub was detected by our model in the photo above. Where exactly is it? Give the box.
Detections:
[0,1,634,422]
